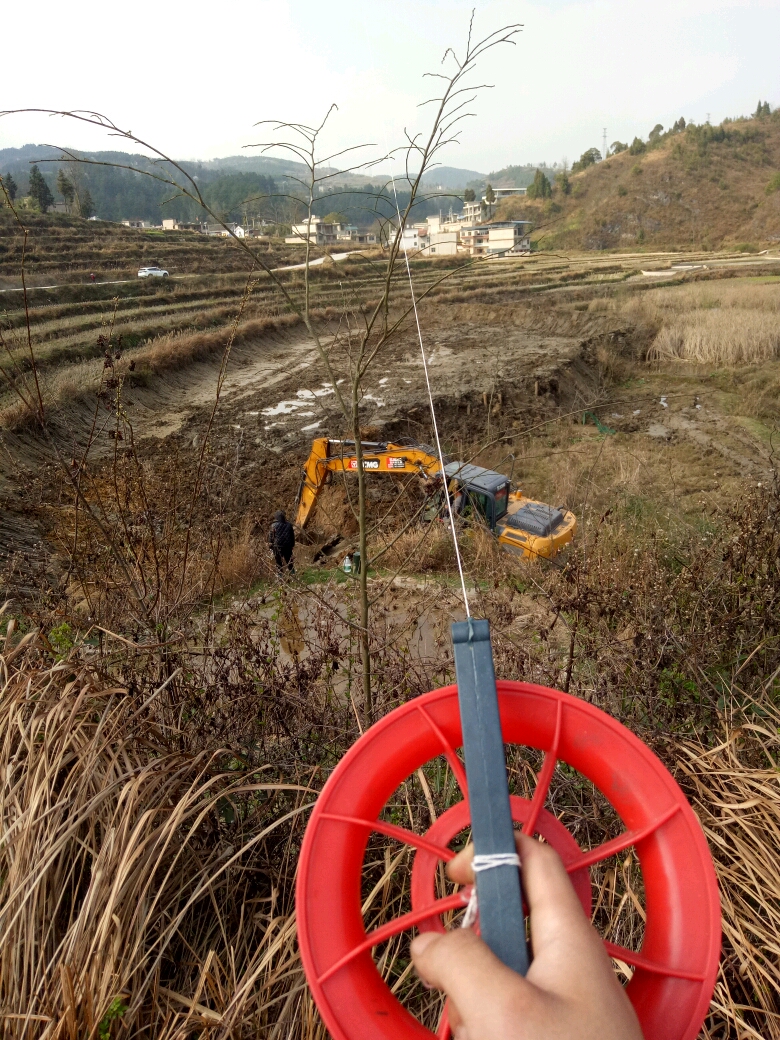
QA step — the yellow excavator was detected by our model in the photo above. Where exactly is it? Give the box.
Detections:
[294,437,576,560]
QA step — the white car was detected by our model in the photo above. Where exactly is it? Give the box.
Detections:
[138,266,169,278]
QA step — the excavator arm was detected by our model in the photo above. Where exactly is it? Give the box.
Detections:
[294,438,443,529]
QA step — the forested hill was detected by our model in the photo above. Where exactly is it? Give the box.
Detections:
[495,109,780,252]
[0,146,472,226]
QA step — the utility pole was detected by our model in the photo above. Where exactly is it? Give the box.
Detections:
[602,127,607,160]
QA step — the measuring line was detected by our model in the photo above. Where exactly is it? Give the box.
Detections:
[387,167,471,617]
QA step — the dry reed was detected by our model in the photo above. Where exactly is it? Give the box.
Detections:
[678,706,780,1039]
[0,618,316,1040]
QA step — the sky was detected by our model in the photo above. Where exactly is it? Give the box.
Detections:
[1,0,779,176]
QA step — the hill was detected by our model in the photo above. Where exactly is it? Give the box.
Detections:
[495,110,780,251]
[419,165,486,189]
[0,146,472,226]
[485,162,560,191]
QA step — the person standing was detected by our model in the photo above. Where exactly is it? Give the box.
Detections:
[268,510,295,574]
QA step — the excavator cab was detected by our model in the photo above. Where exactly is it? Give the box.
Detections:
[443,462,510,530]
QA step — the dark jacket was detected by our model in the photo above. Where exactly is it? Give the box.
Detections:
[269,519,295,556]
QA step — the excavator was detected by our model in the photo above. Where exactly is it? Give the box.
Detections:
[294,437,576,560]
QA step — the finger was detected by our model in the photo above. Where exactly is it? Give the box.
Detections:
[517,835,619,997]
[445,844,474,885]
[412,927,533,1035]
[518,834,598,951]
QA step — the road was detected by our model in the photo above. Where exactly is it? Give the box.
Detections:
[0,251,363,295]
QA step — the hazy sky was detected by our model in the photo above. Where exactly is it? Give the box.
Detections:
[2,0,778,175]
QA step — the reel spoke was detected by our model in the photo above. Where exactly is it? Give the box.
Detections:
[566,803,681,873]
[522,699,563,837]
[317,891,469,985]
[320,812,456,862]
[416,703,468,797]
[604,942,706,982]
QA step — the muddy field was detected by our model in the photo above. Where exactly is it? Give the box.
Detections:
[1,247,778,600]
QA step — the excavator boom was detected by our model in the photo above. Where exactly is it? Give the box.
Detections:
[295,438,442,529]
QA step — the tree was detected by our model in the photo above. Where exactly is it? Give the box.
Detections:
[484,183,495,204]
[762,101,771,116]
[3,173,18,201]
[648,123,664,144]
[56,169,75,212]
[28,165,54,213]
[672,117,686,132]
[322,211,347,224]
[556,171,571,195]
[571,148,601,173]
[628,137,646,155]
[463,188,475,202]
[526,168,552,199]
[610,141,628,155]
[80,189,94,219]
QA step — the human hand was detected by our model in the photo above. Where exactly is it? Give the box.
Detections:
[410,834,643,1040]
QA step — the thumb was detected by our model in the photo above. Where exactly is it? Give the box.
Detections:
[412,928,533,1037]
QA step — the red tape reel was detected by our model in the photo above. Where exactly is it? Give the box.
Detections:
[297,682,721,1040]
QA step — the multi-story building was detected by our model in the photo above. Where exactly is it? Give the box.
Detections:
[459,221,532,256]
[286,216,376,246]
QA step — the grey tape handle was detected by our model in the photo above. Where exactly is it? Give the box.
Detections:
[452,618,530,975]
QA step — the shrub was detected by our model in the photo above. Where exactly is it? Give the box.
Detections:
[631,164,643,176]
[617,184,628,196]
[766,172,780,194]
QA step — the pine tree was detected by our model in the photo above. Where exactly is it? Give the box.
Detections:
[762,101,771,116]
[80,189,94,219]
[3,173,17,201]
[527,169,552,199]
[484,183,495,204]
[56,169,75,212]
[28,165,54,213]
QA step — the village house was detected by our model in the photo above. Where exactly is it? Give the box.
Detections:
[285,216,376,246]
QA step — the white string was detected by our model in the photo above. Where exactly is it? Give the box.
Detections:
[387,167,471,616]
[472,853,521,871]
[461,853,521,928]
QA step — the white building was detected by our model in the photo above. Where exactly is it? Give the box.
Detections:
[393,223,428,253]
[460,221,532,256]
[204,222,244,237]
[462,200,484,223]
[286,216,375,246]
[426,230,458,256]
[492,187,527,200]
[486,222,532,253]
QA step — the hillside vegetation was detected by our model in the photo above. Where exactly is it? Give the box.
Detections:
[497,109,780,251]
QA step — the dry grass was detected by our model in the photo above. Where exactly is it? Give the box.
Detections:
[2,603,779,1039]
[678,707,780,1039]
[649,309,780,365]
[0,618,316,1040]
[621,280,780,365]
